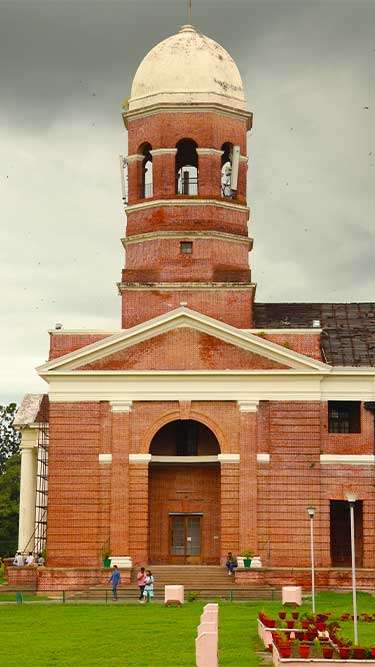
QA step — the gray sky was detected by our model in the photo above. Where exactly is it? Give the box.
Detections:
[1,0,374,404]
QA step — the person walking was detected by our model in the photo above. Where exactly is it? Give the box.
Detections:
[137,566,147,603]
[108,564,121,601]
[144,570,154,603]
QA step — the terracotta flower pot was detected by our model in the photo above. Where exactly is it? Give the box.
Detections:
[278,611,286,620]
[371,647,375,658]
[322,646,334,659]
[339,647,351,659]
[264,619,276,628]
[292,611,299,620]
[299,644,310,658]
[279,646,291,658]
[353,648,366,659]
[316,622,326,632]
[286,620,295,629]
[301,620,309,629]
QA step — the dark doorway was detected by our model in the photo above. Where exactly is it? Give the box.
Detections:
[330,500,363,567]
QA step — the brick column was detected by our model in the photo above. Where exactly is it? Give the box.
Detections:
[109,400,132,555]
[237,400,259,554]
[196,148,223,198]
[220,456,240,561]
[150,149,177,198]
[129,455,150,566]
[127,154,143,204]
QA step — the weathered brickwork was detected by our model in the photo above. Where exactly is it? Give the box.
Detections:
[79,329,289,371]
[121,288,254,328]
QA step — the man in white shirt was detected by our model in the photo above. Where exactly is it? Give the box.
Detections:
[25,552,35,565]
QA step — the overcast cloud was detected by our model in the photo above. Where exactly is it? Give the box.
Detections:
[0,0,374,404]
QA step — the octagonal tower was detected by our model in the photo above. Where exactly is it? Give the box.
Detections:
[119,24,255,329]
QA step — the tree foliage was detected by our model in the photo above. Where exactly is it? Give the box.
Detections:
[0,403,21,474]
[0,403,21,556]
[0,454,20,556]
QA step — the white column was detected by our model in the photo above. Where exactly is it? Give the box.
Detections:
[18,428,38,553]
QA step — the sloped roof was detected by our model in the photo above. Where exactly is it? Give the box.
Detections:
[253,303,375,367]
[13,394,48,427]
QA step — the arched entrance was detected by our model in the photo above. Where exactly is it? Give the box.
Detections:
[148,419,221,564]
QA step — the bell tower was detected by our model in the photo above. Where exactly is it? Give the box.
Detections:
[119,24,254,329]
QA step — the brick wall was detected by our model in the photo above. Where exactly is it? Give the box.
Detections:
[79,329,288,371]
[121,288,254,328]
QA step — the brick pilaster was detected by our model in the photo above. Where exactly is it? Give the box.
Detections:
[237,401,259,553]
[129,462,149,565]
[110,401,132,554]
[220,462,240,560]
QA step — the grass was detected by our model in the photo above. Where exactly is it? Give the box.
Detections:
[0,592,374,665]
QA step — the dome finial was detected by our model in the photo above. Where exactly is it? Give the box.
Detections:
[187,0,192,25]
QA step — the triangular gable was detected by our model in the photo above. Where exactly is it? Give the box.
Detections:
[76,328,290,371]
[37,307,331,375]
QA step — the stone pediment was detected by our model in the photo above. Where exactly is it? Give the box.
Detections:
[37,307,330,375]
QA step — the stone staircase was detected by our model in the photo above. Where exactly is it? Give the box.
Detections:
[103,566,281,601]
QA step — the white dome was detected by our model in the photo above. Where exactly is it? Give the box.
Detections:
[129,25,246,112]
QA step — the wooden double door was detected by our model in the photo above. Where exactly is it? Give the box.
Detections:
[170,514,202,564]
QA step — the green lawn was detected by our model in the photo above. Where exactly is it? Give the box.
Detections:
[0,593,374,666]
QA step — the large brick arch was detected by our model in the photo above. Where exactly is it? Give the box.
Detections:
[145,409,226,454]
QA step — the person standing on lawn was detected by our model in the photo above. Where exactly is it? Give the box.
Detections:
[144,570,154,603]
[108,564,121,601]
[137,566,147,603]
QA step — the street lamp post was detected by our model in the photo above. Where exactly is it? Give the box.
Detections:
[345,492,358,645]
[307,507,316,614]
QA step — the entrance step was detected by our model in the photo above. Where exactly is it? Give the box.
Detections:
[130,565,237,589]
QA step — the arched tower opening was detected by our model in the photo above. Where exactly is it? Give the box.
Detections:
[221,141,233,198]
[139,142,153,199]
[175,138,198,195]
[148,419,221,564]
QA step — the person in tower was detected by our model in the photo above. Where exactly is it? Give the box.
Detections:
[225,552,238,575]
[137,566,147,603]
[108,564,121,601]
[144,570,154,603]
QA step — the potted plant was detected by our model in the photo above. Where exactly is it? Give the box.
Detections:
[371,647,375,658]
[352,647,366,659]
[278,611,286,620]
[241,550,253,568]
[338,646,351,659]
[322,645,334,659]
[101,544,111,568]
[299,643,311,659]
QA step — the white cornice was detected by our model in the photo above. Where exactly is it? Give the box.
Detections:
[99,454,112,464]
[218,454,240,463]
[42,371,375,403]
[121,231,252,247]
[110,400,132,413]
[149,148,178,156]
[151,455,220,464]
[257,453,270,463]
[127,154,144,163]
[118,282,256,292]
[320,454,375,465]
[125,198,249,215]
[196,148,224,156]
[129,454,152,464]
[237,400,259,412]
[123,104,253,130]
[244,329,322,335]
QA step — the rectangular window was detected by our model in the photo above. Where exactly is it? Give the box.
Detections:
[328,401,361,433]
[180,241,193,254]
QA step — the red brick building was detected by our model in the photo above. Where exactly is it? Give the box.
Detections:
[15,24,375,589]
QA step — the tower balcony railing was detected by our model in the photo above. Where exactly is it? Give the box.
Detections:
[140,182,153,199]
[221,182,233,199]
[176,176,198,196]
